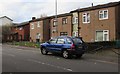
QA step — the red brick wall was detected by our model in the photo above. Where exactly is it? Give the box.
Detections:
[79,7,116,42]
[50,15,72,38]
[12,24,30,41]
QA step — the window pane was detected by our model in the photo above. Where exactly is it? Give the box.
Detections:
[99,11,103,19]
[96,31,103,41]
[50,38,57,44]
[66,38,72,44]
[83,16,86,22]
[99,14,103,18]
[104,34,108,41]
[104,11,108,18]
[87,13,90,22]
[83,13,90,23]
[76,17,78,23]
[37,22,40,27]
[72,38,83,44]
[62,18,67,24]
[57,38,65,44]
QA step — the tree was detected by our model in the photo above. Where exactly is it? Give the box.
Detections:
[1,23,13,42]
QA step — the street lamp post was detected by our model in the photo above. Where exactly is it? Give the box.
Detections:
[55,0,57,21]
[55,0,58,35]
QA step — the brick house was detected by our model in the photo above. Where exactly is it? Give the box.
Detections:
[50,13,72,38]
[71,1,120,42]
[29,17,50,42]
[11,21,30,41]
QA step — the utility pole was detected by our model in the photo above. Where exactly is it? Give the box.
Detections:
[55,0,57,21]
[55,0,58,36]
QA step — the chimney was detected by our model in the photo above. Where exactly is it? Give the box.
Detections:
[92,3,94,7]
[32,17,36,20]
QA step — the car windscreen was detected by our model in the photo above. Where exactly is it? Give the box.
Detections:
[72,38,83,44]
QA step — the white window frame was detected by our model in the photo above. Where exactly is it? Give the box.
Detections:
[99,10,108,20]
[31,23,34,29]
[19,27,23,30]
[103,30,109,41]
[36,33,41,39]
[62,17,67,24]
[72,17,78,24]
[53,19,57,27]
[95,30,109,42]
[37,22,40,27]
[82,13,90,24]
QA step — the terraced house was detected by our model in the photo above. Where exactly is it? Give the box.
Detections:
[29,17,50,42]
[50,13,72,38]
[11,21,30,41]
[71,1,120,42]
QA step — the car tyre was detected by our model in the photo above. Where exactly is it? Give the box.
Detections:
[62,50,71,59]
[41,48,48,55]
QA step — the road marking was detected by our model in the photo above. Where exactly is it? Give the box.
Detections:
[91,59,118,65]
[17,49,23,50]
[28,59,73,72]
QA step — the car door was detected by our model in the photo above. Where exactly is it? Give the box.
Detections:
[54,37,65,52]
[46,38,57,51]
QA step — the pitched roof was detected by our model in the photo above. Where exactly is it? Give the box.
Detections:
[29,13,72,22]
[13,21,29,27]
[0,16,13,21]
[70,1,120,13]
[49,13,72,19]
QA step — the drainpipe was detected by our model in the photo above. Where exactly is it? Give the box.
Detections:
[77,11,80,37]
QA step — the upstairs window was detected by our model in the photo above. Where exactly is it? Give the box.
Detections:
[82,13,90,23]
[53,19,57,27]
[31,23,34,29]
[62,17,67,24]
[19,27,23,30]
[72,17,78,24]
[99,10,108,20]
[37,22,40,27]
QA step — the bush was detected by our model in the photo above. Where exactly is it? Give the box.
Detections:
[11,41,40,48]
[85,41,116,52]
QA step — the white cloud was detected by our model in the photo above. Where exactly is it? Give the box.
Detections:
[0,0,119,23]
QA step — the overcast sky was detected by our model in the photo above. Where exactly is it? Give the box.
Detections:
[0,0,120,23]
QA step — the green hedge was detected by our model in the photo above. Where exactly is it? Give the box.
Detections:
[11,41,40,48]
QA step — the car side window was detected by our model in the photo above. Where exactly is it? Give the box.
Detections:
[49,38,57,44]
[73,38,83,44]
[57,38,65,44]
[66,38,72,44]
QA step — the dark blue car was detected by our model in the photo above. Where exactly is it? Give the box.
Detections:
[40,36,86,59]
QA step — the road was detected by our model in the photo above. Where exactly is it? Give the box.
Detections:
[2,44,118,72]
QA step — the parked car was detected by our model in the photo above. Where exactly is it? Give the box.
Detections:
[40,36,86,59]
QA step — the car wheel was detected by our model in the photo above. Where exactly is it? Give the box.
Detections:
[41,48,48,55]
[62,50,71,59]
[76,54,83,58]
